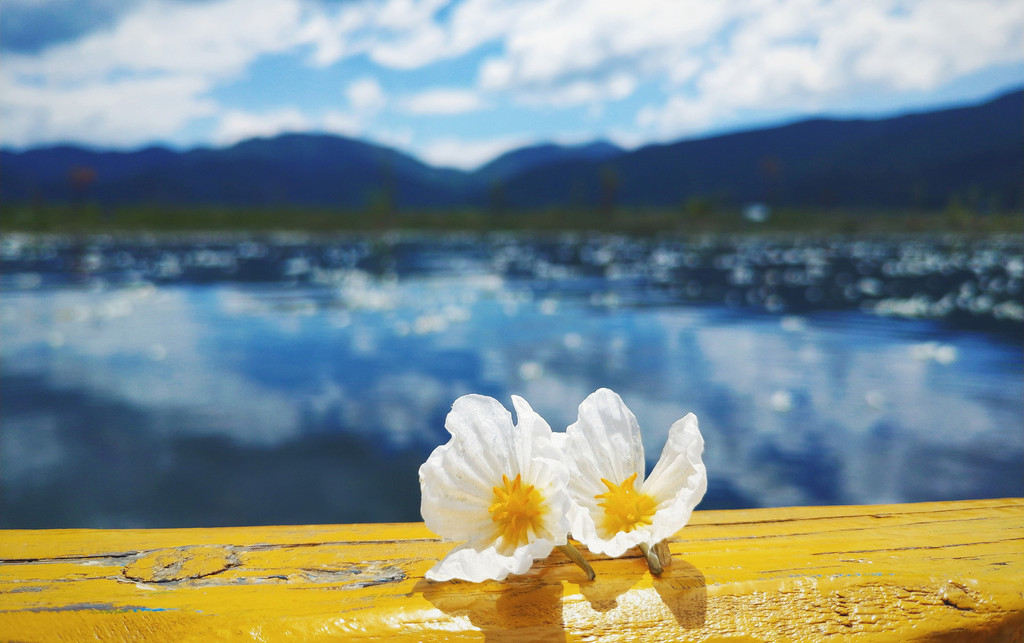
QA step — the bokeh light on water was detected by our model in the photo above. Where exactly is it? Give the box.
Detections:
[1,232,1021,527]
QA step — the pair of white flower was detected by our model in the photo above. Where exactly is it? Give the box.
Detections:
[419,388,707,582]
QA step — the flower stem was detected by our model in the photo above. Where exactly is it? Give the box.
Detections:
[638,542,663,575]
[653,539,672,569]
[557,543,596,581]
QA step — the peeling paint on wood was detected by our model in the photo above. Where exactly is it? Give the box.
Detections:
[1,498,1021,641]
[123,545,238,583]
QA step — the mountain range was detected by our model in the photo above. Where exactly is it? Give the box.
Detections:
[2,88,1021,213]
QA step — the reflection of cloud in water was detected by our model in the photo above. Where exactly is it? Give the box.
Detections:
[691,314,1021,505]
[2,261,1022,526]
[4,287,302,446]
[519,307,1022,509]
[1,376,426,528]
[1,415,66,483]
[306,372,451,447]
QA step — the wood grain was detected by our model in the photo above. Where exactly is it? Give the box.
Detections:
[1,498,1021,641]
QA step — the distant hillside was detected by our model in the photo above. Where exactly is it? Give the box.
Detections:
[474,141,622,184]
[2,88,1021,212]
[499,89,1023,211]
[1,134,471,209]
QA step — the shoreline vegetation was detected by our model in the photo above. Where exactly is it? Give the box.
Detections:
[3,203,1021,237]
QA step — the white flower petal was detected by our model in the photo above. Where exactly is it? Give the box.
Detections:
[420,393,572,581]
[420,396,514,544]
[642,412,707,544]
[510,395,555,478]
[426,539,554,582]
[550,431,568,451]
[509,396,573,545]
[420,452,492,541]
[562,388,649,557]
[565,388,645,493]
[445,394,518,476]
[527,457,573,545]
[573,508,652,558]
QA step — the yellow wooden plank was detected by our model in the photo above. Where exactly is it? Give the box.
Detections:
[1,498,1021,641]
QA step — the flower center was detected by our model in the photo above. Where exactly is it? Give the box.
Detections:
[489,473,547,554]
[595,472,657,537]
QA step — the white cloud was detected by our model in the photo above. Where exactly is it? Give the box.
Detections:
[211,77,391,146]
[633,0,1024,138]
[7,0,305,83]
[1,73,218,147]
[844,1,1024,89]
[514,73,638,108]
[402,88,487,115]
[211,108,411,148]
[3,0,1022,151]
[451,0,1023,134]
[373,0,449,31]
[416,136,531,170]
[364,0,516,69]
[368,22,448,69]
[298,0,469,70]
[604,129,647,151]
[213,108,403,146]
[321,111,364,138]
[0,0,407,148]
[369,127,416,150]
[297,5,375,68]
[636,96,718,138]
[214,108,313,145]
[346,77,388,113]
[2,0,310,148]
[476,0,730,100]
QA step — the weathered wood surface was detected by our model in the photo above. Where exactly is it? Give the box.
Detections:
[1,498,1021,641]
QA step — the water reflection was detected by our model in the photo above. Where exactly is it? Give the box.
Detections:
[1,233,1021,527]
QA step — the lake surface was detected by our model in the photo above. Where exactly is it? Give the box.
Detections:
[2,232,1021,528]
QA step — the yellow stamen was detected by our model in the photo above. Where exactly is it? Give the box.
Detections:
[594,472,657,537]
[489,473,547,554]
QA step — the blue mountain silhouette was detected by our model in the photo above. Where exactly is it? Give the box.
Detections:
[2,88,1020,212]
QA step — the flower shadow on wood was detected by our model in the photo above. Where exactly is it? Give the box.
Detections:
[652,558,707,628]
[417,573,567,642]
[415,554,707,640]
[575,554,707,630]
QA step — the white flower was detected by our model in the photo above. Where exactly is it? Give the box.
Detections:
[562,388,707,561]
[419,394,575,582]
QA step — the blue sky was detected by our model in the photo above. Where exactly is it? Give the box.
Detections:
[3,0,1022,169]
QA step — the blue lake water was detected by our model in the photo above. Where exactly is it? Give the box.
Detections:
[1,232,1021,528]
